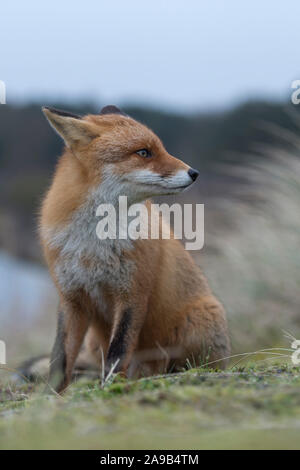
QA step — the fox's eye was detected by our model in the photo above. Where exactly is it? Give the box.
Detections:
[136,149,151,158]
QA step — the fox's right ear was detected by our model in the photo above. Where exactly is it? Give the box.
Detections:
[42,107,100,148]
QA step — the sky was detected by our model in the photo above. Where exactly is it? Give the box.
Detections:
[1,0,300,112]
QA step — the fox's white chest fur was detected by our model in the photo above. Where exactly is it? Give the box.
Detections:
[42,188,137,303]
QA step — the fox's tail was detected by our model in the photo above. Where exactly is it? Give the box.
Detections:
[17,350,100,384]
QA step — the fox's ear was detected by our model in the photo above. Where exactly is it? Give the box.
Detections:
[42,107,99,148]
[100,105,127,116]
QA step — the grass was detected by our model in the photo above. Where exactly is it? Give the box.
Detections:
[1,361,300,450]
[199,148,300,353]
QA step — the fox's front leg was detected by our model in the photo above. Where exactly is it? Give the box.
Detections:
[47,304,90,394]
[105,302,146,378]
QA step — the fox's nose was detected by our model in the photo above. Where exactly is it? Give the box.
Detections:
[188,168,199,182]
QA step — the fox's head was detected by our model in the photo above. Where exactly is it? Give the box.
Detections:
[43,105,199,203]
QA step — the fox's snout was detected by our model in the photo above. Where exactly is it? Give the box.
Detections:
[126,164,199,196]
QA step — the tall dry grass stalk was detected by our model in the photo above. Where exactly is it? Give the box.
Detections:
[198,140,300,353]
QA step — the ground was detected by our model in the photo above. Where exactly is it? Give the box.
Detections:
[1,362,300,450]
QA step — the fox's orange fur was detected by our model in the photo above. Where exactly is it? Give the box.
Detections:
[39,105,230,393]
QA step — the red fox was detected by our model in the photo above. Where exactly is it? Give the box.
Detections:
[37,105,230,393]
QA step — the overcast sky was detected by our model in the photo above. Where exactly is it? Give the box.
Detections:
[1,1,299,111]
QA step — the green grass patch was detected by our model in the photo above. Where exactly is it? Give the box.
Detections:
[1,362,300,449]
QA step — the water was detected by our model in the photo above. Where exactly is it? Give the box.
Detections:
[0,251,56,325]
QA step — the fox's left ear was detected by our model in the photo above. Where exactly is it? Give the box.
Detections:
[42,107,100,148]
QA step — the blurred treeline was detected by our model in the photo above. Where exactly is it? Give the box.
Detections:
[0,99,299,261]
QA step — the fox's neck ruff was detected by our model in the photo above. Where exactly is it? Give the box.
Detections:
[42,181,149,297]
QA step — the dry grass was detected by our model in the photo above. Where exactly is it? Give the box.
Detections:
[197,148,300,353]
